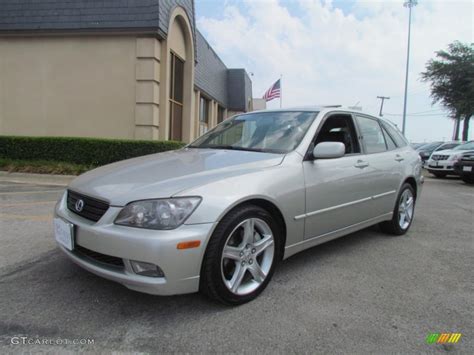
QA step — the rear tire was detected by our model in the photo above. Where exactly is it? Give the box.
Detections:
[461,175,474,184]
[200,204,282,305]
[380,183,416,236]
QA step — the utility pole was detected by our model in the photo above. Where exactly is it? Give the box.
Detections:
[402,0,418,134]
[377,96,390,116]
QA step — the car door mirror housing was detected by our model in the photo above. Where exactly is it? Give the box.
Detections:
[313,142,345,159]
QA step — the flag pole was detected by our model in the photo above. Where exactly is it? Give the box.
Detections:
[280,74,283,108]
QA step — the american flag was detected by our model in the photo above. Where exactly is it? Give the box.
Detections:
[262,79,281,102]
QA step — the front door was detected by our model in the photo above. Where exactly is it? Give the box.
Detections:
[303,113,373,239]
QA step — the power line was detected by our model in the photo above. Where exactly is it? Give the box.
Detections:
[406,109,444,115]
[385,113,447,117]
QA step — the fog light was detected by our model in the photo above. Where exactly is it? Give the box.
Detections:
[130,261,164,278]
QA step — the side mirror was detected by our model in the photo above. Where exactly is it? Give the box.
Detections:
[313,142,345,159]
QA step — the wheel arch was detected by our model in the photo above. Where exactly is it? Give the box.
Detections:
[209,197,288,259]
[403,176,418,198]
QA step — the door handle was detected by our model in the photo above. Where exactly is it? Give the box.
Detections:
[395,154,404,162]
[354,160,369,168]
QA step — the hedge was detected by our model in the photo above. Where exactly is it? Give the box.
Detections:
[0,136,186,166]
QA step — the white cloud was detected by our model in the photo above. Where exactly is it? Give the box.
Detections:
[198,0,473,141]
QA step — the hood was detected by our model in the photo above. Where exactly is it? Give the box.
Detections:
[431,149,462,156]
[68,148,284,206]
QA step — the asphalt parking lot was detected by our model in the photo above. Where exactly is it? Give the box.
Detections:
[0,175,472,353]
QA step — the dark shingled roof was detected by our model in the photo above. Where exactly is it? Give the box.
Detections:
[0,0,194,37]
[195,30,228,107]
[0,0,159,31]
[194,31,252,111]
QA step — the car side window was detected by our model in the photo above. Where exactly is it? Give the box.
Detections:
[312,114,361,155]
[382,126,397,150]
[355,116,387,154]
[381,121,408,147]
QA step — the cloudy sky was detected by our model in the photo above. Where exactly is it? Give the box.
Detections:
[196,0,473,142]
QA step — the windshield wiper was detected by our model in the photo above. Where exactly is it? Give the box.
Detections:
[188,145,285,154]
[195,145,268,153]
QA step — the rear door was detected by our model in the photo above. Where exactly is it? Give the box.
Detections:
[354,115,403,215]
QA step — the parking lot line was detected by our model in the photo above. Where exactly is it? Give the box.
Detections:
[0,213,52,222]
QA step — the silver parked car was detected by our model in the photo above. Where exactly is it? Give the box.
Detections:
[54,107,423,304]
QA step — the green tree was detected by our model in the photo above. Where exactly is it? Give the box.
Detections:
[421,41,474,141]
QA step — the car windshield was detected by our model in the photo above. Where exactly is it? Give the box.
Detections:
[417,142,442,151]
[437,143,459,150]
[454,142,474,150]
[188,111,318,154]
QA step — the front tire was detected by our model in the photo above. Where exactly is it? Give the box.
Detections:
[379,183,416,236]
[200,205,282,305]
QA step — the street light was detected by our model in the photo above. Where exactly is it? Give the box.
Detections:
[401,0,418,135]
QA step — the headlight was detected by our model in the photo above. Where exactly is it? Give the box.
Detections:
[115,197,201,230]
[449,154,461,161]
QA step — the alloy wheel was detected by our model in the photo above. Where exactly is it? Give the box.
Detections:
[221,218,275,295]
[398,189,414,230]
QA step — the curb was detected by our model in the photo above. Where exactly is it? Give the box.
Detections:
[0,171,75,187]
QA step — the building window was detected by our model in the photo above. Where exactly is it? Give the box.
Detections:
[199,96,210,135]
[217,105,225,124]
[169,52,184,141]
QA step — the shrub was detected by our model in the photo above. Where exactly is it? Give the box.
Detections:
[0,136,185,166]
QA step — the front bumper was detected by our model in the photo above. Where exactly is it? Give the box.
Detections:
[54,192,215,295]
[454,161,474,176]
[426,159,455,173]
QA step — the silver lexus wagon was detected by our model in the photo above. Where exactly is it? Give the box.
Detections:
[54,107,423,304]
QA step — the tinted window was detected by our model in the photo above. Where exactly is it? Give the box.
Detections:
[200,97,209,123]
[416,142,442,151]
[454,141,474,150]
[382,126,397,150]
[436,143,458,151]
[381,121,408,147]
[356,116,387,154]
[217,106,225,123]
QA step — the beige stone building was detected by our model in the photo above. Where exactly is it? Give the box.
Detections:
[0,0,253,143]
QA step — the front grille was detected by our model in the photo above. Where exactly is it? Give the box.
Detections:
[431,154,449,161]
[67,190,109,222]
[461,154,474,161]
[74,244,124,269]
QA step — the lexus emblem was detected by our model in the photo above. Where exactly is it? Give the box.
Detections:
[75,199,84,212]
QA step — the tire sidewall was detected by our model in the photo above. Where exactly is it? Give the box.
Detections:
[204,205,282,305]
[393,184,416,234]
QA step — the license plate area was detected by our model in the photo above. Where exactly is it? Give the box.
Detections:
[463,166,472,172]
[54,218,75,251]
